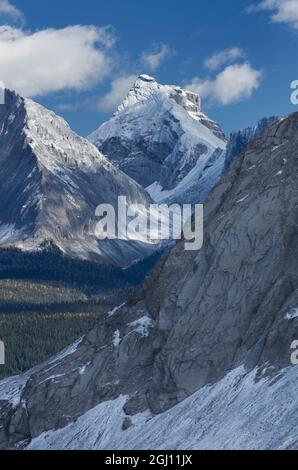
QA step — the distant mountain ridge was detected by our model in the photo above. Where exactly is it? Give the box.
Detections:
[0,89,160,268]
[225,116,279,169]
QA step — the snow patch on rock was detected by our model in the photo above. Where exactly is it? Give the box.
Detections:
[129,314,154,337]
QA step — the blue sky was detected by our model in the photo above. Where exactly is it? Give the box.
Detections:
[0,0,298,136]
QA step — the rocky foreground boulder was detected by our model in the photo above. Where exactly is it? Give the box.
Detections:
[0,112,298,449]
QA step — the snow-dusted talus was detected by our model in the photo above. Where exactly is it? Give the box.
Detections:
[1,112,298,450]
[89,75,227,205]
[0,89,158,268]
[27,367,298,450]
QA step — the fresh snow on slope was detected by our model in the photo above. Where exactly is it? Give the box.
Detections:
[129,314,154,337]
[0,224,22,244]
[28,366,298,450]
[285,309,298,321]
[0,373,29,409]
[147,146,224,203]
[24,98,107,173]
[46,338,83,366]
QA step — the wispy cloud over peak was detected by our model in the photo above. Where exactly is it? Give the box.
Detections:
[204,47,245,71]
[97,74,137,112]
[141,43,173,71]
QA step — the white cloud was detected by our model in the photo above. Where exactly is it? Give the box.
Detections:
[97,74,137,112]
[247,0,298,30]
[186,63,262,106]
[0,24,115,97]
[204,47,245,71]
[0,0,24,23]
[141,43,172,71]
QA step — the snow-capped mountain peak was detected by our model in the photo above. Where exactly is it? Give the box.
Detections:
[116,75,159,113]
[89,75,227,204]
[116,74,202,120]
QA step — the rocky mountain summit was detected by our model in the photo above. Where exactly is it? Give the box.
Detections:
[1,111,297,450]
[0,89,159,268]
[89,75,227,205]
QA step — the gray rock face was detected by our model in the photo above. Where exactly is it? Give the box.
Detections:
[0,89,158,268]
[89,75,227,204]
[1,112,298,449]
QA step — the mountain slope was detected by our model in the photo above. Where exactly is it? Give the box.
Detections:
[1,112,298,450]
[27,366,298,450]
[0,90,158,268]
[89,75,227,205]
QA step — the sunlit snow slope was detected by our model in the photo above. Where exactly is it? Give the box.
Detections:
[27,366,298,450]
